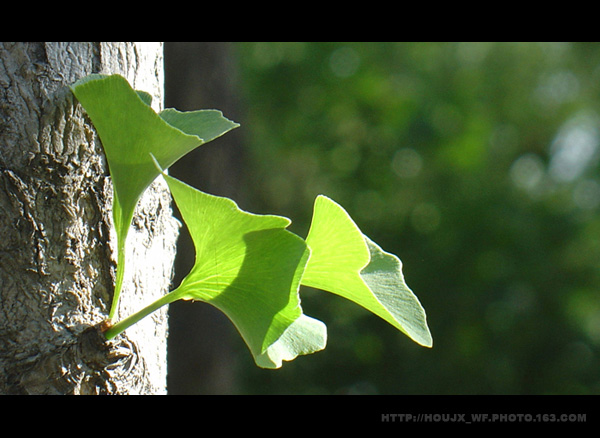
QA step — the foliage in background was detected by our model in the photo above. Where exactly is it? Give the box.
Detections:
[234,42,600,394]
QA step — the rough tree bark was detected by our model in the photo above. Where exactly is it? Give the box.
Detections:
[0,42,179,394]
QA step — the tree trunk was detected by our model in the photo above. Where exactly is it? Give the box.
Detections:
[0,42,179,394]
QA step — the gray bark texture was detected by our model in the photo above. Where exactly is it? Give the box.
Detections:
[0,42,179,394]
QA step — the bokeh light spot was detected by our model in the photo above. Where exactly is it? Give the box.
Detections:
[392,147,423,179]
[329,47,360,78]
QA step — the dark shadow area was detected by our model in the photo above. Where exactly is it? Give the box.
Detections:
[164,42,246,394]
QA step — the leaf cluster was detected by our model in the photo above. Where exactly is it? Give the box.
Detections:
[70,74,431,368]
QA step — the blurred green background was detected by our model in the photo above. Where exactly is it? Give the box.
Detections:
[165,42,600,395]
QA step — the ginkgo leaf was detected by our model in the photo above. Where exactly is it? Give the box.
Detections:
[302,195,433,347]
[154,165,327,368]
[70,74,239,319]
[255,313,327,369]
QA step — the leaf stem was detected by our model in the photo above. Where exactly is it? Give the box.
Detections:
[104,292,177,340]
[108,246,125,321]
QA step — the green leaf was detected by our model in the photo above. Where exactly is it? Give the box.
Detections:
[254,313,327,369]
[70,74,239,319]
[156,167,326,368]
[303,195,433,347]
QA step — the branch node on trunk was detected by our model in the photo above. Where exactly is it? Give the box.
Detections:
[6,323,145,395]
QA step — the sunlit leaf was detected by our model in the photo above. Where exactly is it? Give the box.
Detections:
[70,74,238,318]
[303,195,432,347]
[156,166,326,368]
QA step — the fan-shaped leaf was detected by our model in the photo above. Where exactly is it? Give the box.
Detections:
[158,169,326,368]
[303,195,432,347]
[70,74,238,318]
